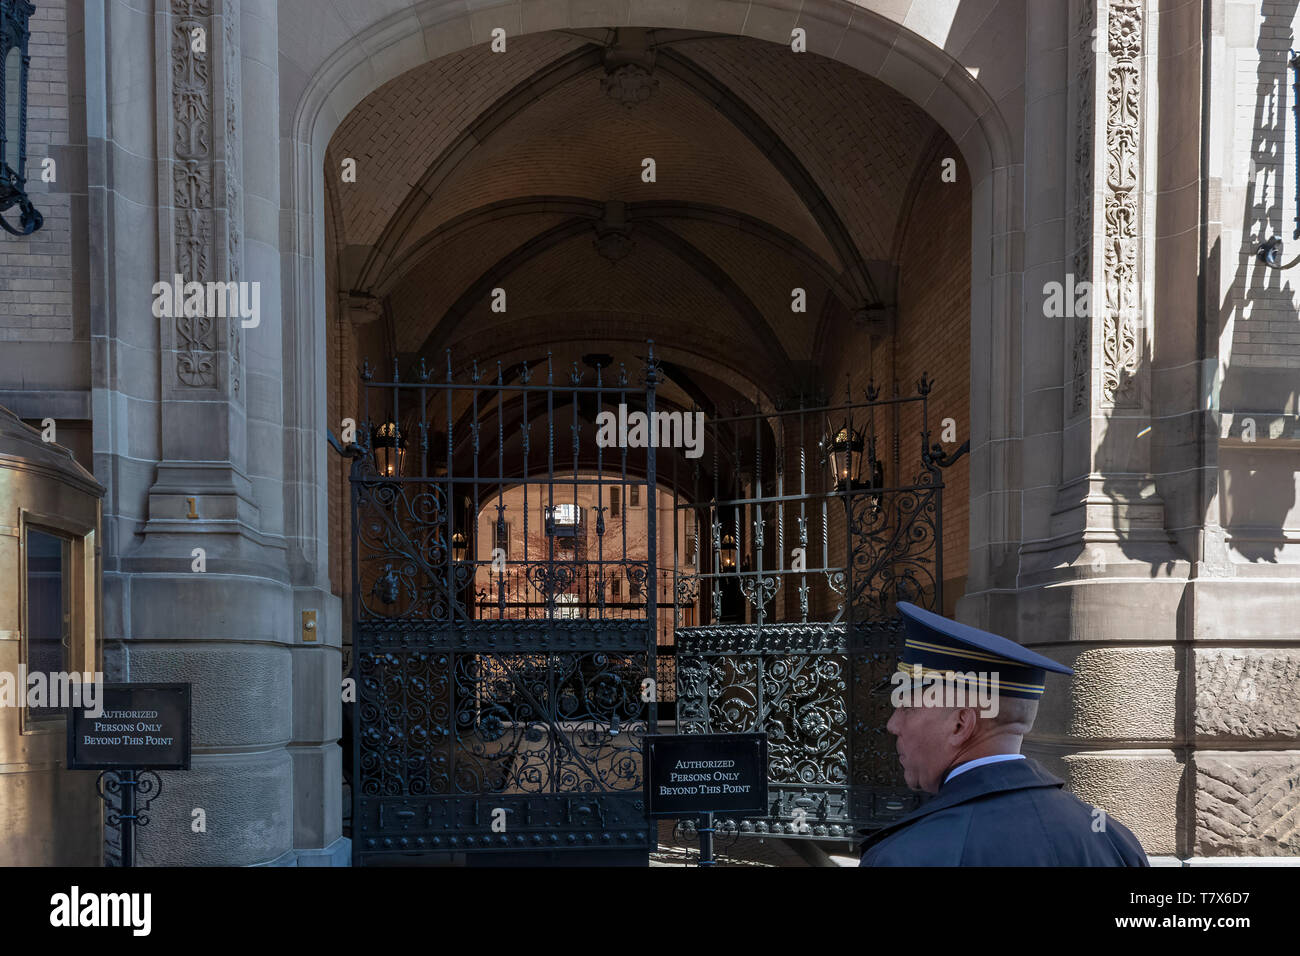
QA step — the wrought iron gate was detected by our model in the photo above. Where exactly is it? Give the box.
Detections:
[671,377,967,842]
[349,350,661,864]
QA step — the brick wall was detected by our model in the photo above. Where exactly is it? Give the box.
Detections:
[822,145,971,615]
[894,149,971,610]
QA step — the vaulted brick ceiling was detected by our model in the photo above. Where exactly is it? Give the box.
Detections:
[327,29,945,403]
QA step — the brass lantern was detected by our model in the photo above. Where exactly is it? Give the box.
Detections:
[371,421,406,478]
[719,531,737,570]
[451,530,468,562]
[822,418,884,492]
[0,0,42,236]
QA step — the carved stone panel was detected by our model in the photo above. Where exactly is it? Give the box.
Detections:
[1195,648,1300,740]
[1195,753,1300,856]
[1101,0,1143,407]
[170,0,217,389]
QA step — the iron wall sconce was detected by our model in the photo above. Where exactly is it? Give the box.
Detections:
[0,0,43,235]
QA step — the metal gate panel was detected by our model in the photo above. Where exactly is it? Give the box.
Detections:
[672,378,968,841]
[349,349,662,864]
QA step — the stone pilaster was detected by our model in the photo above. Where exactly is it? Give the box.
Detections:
[1045,0,1176,573]
[143,0,260,553]
[107,0,299,866]
[1016,0,1192,859]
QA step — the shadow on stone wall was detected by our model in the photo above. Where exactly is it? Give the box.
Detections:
[1217,0,1300,563]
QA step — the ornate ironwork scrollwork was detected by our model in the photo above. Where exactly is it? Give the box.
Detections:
[675,380,961,836]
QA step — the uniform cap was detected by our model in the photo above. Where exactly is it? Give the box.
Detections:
[883,602,1074,701]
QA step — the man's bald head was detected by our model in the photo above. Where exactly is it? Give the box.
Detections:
[989,696,1038,734]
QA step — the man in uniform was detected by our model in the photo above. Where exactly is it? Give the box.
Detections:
[859,602,1148,866]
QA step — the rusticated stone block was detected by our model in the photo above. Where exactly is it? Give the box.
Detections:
[1196,648,1300,740]
[1041,750,1184,857]
[1194,753,1300,857]
[1034,645,1180,741]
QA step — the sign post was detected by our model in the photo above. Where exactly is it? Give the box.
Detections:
[644,732,768,867]
[67,682,192,867]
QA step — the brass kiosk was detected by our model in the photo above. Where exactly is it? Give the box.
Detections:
[0,405,103,865]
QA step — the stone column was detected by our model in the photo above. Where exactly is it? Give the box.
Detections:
[1014,0,1190,860]
[94,0,298,865]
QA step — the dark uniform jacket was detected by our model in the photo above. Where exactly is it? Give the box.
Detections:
[859,757,1149,866]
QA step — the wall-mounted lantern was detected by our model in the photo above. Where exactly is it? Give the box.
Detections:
[370,421,405,478]
[0,0,43,236]
[719,531,737,570]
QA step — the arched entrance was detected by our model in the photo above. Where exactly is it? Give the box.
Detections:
[291,0,1018,864]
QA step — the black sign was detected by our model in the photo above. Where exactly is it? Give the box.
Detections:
[644,732,768,818]
[67,683,192,770]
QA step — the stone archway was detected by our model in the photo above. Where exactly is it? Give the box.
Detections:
[279,0,1021,619]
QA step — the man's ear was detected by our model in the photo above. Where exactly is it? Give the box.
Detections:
[950,707,981,744]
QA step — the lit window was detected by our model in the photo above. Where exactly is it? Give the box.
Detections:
[544,504,581,538]
[492,520,510,559]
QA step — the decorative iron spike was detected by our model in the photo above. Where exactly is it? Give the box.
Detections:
[643,339,659,385]
[918,373,932,395]
[865,378,880,402]
[520,360,532,385]
[418,357,430,383]
[570,360,582,386]
[361,358,372,382]
[471,358,480,383]
[617,363,628,386]
[446,349,454,383]
[496,360,503,385]
[393,357,400,382]
[547,351,553,385]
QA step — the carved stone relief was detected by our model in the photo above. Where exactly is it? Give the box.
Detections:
[1102,1,1143,406]
[171,0,217,388]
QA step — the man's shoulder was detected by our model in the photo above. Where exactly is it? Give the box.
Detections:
[859,759,1150,866]
[859,804,974,866]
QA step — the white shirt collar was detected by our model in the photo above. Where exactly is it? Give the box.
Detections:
[943,753,1024,785]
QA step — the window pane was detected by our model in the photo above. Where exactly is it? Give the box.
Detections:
[544,503,580,526]
[26,529,70,719]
